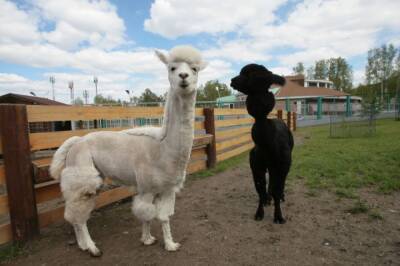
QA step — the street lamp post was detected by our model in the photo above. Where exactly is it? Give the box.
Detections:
[68,81,74,104]
[93,76,98,99]
[83,90,89,105]
[49,76,55,100]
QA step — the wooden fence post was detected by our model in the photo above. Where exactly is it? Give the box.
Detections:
[277,109,283,120]
[287,111,292,131]
[0,104,39,241]
[203,108,216,168]
[293,112,297,131]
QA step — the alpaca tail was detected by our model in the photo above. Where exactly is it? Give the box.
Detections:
[49,136,81,180]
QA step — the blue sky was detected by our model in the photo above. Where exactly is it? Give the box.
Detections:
[0,0,399,103]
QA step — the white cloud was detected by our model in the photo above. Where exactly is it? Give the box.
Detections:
[352,69,365,86]
[36,0,126,50]
[0,73,29,83]
[0,0,41,44]
[144,0,286,38]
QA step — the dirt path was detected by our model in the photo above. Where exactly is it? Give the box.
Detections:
[5,162,400,266]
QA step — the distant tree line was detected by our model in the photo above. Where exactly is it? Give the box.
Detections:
[73,80,232,106]
[292,43,400,101]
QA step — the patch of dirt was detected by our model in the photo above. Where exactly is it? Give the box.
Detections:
[5,163,400,266]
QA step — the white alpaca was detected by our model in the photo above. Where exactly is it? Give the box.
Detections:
[49,45,207,256]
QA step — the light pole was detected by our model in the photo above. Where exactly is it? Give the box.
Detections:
[93,76,98,99]
[49,76,55,100]
[83,90,89,105]
[68,81,74,104]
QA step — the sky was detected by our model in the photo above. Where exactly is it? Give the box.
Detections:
[0,0,399,104]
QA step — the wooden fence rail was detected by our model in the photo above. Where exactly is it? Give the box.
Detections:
[0,104,296,245]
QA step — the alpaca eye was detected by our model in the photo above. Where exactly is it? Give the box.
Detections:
[191,67,197,72]
[170,67,176,71]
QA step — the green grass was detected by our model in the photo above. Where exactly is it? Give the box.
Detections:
[290,119,400,194]
[0,243,25,263]
[189,151,249,180]
[346,200,369,214]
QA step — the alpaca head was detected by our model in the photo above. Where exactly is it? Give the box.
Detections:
[156,45,208,96]
[230,64,285,118]
[230,64,285,95]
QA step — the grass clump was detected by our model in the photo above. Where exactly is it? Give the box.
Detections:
[347,200,369,214]
[290,119,400,194]
[0,242,25,263]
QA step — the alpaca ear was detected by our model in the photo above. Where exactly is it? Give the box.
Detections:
[199,61,208,71]
[271,74,286,86]
[155,50,168,65]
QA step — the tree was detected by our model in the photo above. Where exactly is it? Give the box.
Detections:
[196,80,232,101]
[292,62,305,75]
[306,66,315,79]
[138,88,163,103]
[327,57,353,92]
[73,97,84,105]
[94,94,121,105]
[366,44,397,99]
[314,59,328,80]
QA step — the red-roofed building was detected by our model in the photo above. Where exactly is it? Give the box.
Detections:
[236,75,361,116]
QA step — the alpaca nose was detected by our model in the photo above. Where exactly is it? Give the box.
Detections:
[179,73,189,79]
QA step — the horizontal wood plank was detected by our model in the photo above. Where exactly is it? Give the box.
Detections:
[95,186,134,209]
[187,160,207,174]
[194,121,204,130]
[0,194,9,215]
[215,126,251,140]
[30,127,127,151]
[215,118,254,128]
[0,165,5,185]
[217,142,253,162]
[35,183,61,204]
[214,108,248,115]
[0,223,12,245]
[30,126,207,152]
[216,134,252,152]
[38,186,135,229]
[214,108,278,116]
[27,106,204,123]
[38,206,64,228]
[27,106,164,122]
[190,148,207,161]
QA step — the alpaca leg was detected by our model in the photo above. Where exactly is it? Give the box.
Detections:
[161,220,180,251]
[155,190,180,251]
[250,149,267,221]
[61,167,103,256]
[268,168,287,224]
[132,193,157,245]
[141,221,156,245]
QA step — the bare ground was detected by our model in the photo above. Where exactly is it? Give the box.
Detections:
[4,161,400,266]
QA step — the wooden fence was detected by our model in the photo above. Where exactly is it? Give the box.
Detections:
[0,104,296,245]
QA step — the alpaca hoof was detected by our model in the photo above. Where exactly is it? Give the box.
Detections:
[254,211,264,221]
[165,241,181,252]
[141,235,156,246]
[89,247,103,257]
[273,217,286,224]
[68,239,77,246]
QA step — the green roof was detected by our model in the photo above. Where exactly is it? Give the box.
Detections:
[216,95,237,103]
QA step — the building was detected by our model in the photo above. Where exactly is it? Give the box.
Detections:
[0,93,71,132]
[232,75,361,117]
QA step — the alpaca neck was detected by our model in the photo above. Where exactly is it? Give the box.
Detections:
[253,118,275,148]
[161,88,196,165]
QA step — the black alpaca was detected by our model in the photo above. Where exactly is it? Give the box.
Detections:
[231,64,294,223]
